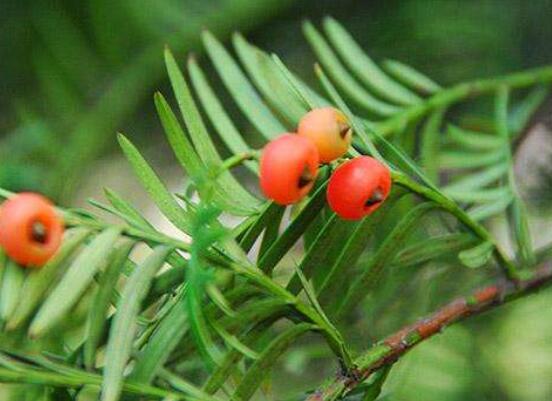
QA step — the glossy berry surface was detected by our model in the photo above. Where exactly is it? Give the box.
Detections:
[260,134,319,205]
[0,193,64,267]
[327,156,392,220]
[297,107,352,163]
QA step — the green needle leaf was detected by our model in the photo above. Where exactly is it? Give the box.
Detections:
[187,56,258,174]
[118,133,192,233]
[164,48,260,215]
[446,124,502,150]
[508,85,549,135]
[303,21,399,116]
[101,246,172,401]
[234,33,307,125]
[316,191,403,307]
[395,233,477,267]
[130,287,189,384]
[286,215,355,295]
[30,227,122,338]
[439,150,507,169]
[468,193,514,221]
[383,59,441,94]
[232,323,316,401]
[445,187,512,203]
[314,64,382,160]
[508,198,535,266]
[104,187,153,230]
[202,30,285,140]
[84,240,135,370]
[258,206,285,259]
[160,369,223,401]
[154,92,204,181]
[420,108,446,183]
[210,318,260,360]
[7,228,90,331]
[458,241,495,269]
[370,126,441,192]
[323,17,420,106]
[338,202,436,315]
[203,317,280,395]
[361,365,391,401]
[206,284,236,318]
[496,86,535,266]
[443,163,508,193]
[0,260,25,323]
[270,54,322,110]
[238,203,283,253]
[259,183,327,273]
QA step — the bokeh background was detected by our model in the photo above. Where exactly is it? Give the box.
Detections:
[2,0,552,400]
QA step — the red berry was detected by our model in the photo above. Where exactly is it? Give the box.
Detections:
[297,107,352,163]
[260,134,319,205]
[327,156,391,220]
[0,193,64,267]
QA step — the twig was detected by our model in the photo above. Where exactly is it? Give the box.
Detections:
[306,261,552,401]
[377,65,552,135]
[392,172,520,281]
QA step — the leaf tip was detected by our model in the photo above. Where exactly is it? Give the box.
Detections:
[231,30,241,41]
[103,186,115,198]
[116,132,128,146]
[164,48,178,74]
[314,63,324,76]
[201,29,215,45]
[153,91,167,111]
[187,53,199,70]
[27,322,43,340]
[302,19,314,33]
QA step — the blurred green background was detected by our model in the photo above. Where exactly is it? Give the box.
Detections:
[1,0,552,400]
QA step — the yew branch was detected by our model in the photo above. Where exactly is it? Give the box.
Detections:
[307,261,552,401]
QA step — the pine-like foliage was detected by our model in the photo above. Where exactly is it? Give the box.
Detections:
[0,0,292,201]
[0,17,552,401]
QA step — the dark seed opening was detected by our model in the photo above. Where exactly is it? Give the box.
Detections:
[298,166,313,189]
[364,188,384,208]
[31,221,48,244]
[338,123,352,139]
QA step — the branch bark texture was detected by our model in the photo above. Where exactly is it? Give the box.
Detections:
[307,262,552,401]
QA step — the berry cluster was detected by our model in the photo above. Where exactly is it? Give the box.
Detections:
[260,107,391,220]
[0,109,389,270]
[0,193,64,267]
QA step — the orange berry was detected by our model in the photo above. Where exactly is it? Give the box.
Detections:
[297,107,352,163]
[260,134,319,205]
[327,157,391,220]
[0,193,64,267]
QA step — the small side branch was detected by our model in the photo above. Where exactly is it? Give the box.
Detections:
[307,261,552,401]
[377,65,552,136]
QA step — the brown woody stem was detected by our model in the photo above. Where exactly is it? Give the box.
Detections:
[306,261,552,401]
